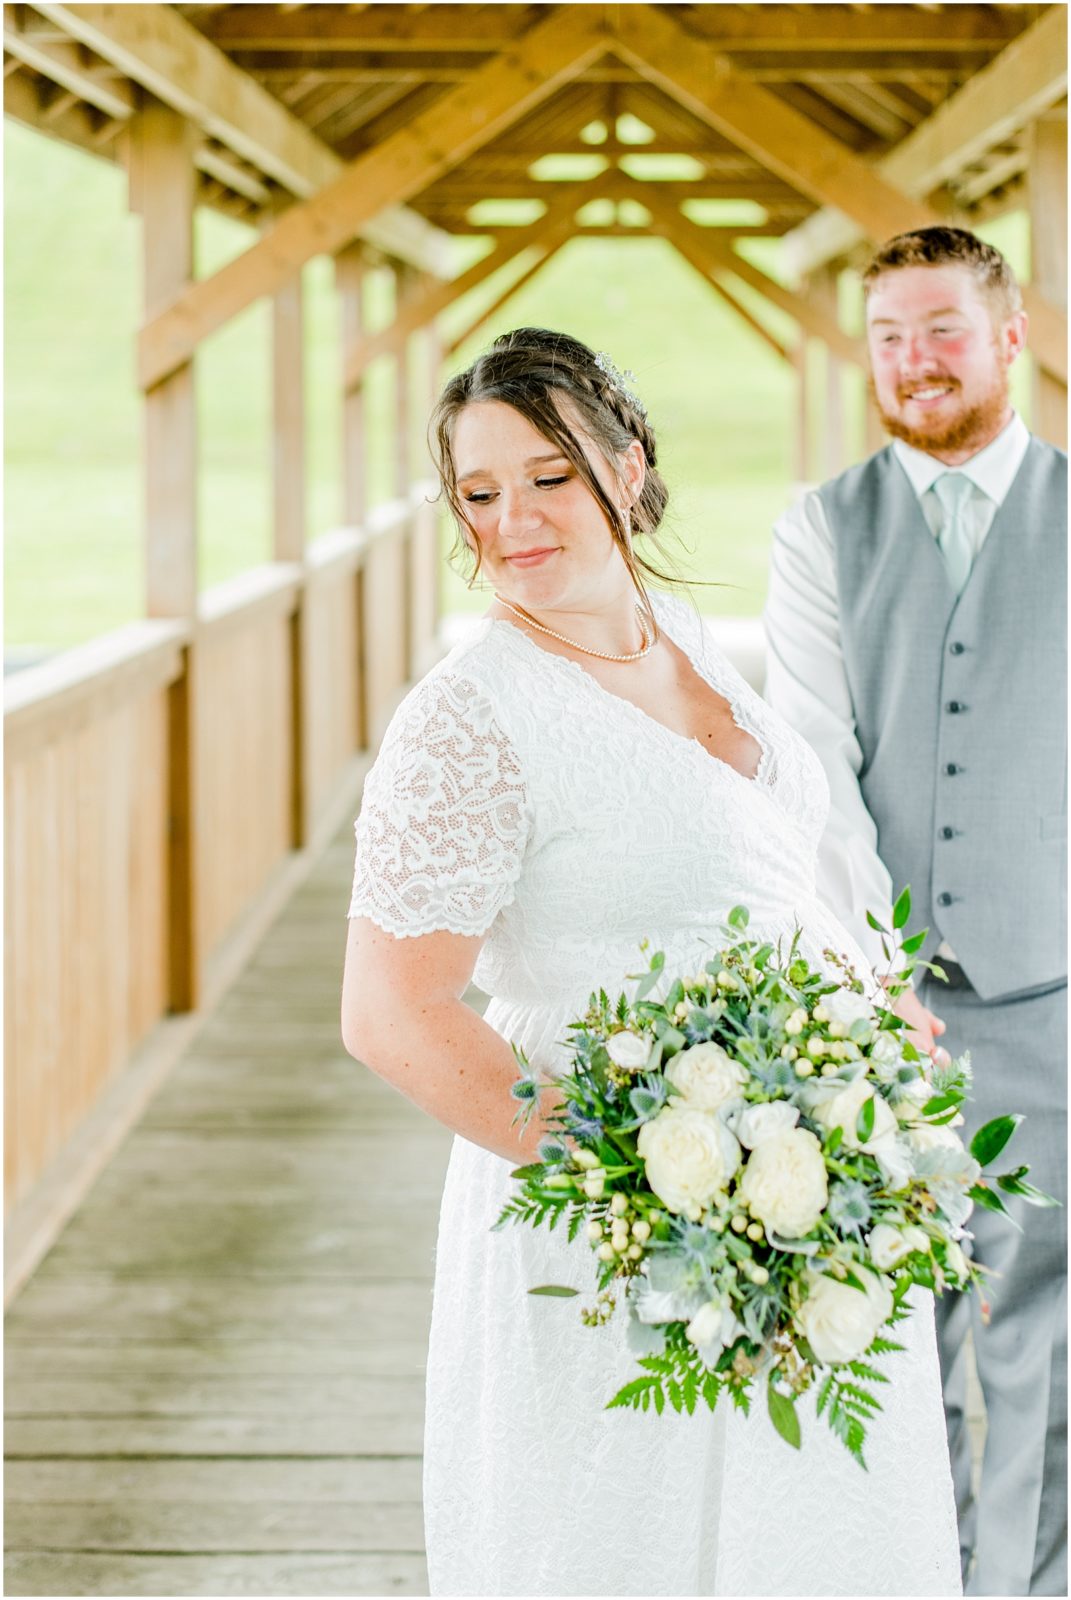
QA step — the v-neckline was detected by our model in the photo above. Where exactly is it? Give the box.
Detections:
[486,607,769,789]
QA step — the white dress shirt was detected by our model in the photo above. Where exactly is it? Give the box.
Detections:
[763,412,1030,971]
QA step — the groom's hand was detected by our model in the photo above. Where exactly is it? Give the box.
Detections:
[883,981,951,1071]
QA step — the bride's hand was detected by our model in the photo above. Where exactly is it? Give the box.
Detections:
[883,981,951,1071]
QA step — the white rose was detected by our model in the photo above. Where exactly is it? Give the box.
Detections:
[812,1078,898,1153]
[739,1128,828,1237]
[826,987,875,1030]
[870,1031,901,1065]
[901,1225,931,1255]
[733,1100,801,1149]
[908,1119,966,1155]
[638,1106,741,1214]
[871,1133,916,1190]
[867,1223,916,1271]
[899,1074,933,1107]
[685,1297,743,1365]
[665,1042,747,1113]
[796,1267,894,1364]
[606,1031,651,1071]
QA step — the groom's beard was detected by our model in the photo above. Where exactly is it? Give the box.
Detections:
[869,353,1011,456]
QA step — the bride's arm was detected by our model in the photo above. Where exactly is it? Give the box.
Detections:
[342,915,556,1163]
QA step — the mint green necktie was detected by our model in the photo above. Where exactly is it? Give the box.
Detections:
[932,472,975,596]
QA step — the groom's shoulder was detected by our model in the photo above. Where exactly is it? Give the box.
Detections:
[1025,431,1068,477]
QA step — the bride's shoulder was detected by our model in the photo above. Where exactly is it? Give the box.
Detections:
[387,618,517,733]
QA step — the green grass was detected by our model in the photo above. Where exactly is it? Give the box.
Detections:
[4,118,1033,651]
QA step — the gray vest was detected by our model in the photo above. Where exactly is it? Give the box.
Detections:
[818,439,1067,1001]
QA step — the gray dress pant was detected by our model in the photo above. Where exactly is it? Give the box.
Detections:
[919,965,1067,1597]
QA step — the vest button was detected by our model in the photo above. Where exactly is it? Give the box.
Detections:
[946,700,965,713]
[944,763,960,775]
[950,641,966,655]
[937,892,954,907]
[941,826,955,839]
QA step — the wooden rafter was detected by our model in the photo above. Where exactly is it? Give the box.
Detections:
[610,6,942,240]
[446,238,568,356]
[629,178,863,367]
[344,176,610,388]
[193,5,1029,55]
[786,5,1068,271]
[137,7,608,391]
[30,1,447,269]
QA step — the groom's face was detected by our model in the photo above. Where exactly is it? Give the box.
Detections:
[865,264,1026,458]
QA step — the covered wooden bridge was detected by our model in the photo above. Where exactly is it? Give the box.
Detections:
[4,4,1067,1593]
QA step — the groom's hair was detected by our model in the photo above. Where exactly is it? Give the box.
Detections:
[862,226,1022,323]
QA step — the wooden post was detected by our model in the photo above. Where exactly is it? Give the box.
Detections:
[792,339,811,487]
[816,264,845,477]
[336,243,368,529]
[412,319,444,677]
[130,97,199,1011]
[393,261,414,682]
[336,243,368,749]
[1028,110,1068,449]
[268,203,311,846]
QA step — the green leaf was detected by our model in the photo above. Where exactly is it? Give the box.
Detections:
[900,929,928,956]
[968,1183,1021,1228]
[509,1163,546,1181]
[920,1093,960,1118]
[728,905,750,930]
[527,1284,580,1297]
[856,1096,876,1142]
[970,1114,1023,1167]
[995,1172,1062,1208]
[766,1382,802,1450]
[892,886,912,930]
[865,910,888,934]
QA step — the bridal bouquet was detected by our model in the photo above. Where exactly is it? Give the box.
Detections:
[495,894,1056,1468]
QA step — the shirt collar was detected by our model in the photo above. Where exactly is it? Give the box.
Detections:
[892,412,1030,506]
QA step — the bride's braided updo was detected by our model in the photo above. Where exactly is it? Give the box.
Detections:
[430,327,678,600]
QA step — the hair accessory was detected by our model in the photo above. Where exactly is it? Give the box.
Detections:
[593,351,647,418]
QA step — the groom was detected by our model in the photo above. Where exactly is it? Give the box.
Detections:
[764,226,1067,1596]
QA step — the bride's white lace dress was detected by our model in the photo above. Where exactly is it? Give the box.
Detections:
[348,592,962,1597]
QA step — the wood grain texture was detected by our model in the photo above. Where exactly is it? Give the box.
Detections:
[6,811,451,1594]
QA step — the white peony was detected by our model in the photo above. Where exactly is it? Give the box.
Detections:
[796,1267,894,1364]
[826,987,876,1030]
[665,1042,747,1113]
[637,1106,741,1214]
[606,1031,651,1071]
[867,1222,918,1270]
[733,1100,800,1149]
[685,1297,744,1365]
[738,1128,828,1237]
[812,1078,898,1153]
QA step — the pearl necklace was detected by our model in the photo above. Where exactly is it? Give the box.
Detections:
[492,594,656,663]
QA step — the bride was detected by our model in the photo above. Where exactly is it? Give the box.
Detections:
[341,327,961,1597]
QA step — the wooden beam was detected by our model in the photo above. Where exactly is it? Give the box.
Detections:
[611,6,943,243]
[201,5,1027,54]
[1029,112,1068,448]
[631,180,863,367]
[32,1,448,272]
[785,6,1069,273]
[2,14,137,119]
[446,241,567,357]
[137,8,606,391]
[343,176,606,390]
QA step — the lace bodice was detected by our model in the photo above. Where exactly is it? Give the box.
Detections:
[350,591,841,1011]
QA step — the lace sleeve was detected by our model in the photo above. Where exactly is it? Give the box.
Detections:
[347,670,531,939]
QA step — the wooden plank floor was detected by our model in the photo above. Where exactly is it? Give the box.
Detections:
[5,818,453,1597]
[5,809,987,1597]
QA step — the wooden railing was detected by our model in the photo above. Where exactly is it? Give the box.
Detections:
[4,490,439,1222]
